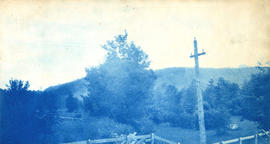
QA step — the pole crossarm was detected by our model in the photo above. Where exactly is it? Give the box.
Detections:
[190,52,206,58]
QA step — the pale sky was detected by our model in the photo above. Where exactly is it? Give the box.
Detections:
[0,0,270,90]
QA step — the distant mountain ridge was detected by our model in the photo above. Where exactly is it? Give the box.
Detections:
[155,67,259,90]
[45,67,260,102]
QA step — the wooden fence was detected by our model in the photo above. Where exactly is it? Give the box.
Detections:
[213,130,270,144]
[61,133,180,144]
[61,130,270,144]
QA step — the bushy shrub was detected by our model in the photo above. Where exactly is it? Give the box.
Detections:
[204,109,230,131]
[150,85,182,125]
[132,116,155,134]
[203,78,235,131]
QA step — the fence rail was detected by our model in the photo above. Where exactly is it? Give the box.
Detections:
[213,130,270,144]
[62,130,270,144]
[61,133,179,144]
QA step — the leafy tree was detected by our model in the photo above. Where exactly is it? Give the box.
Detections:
[180,80,197,114]
[5,79,30,91]
[204,78,241,114]
[0,80,59,144]
[102,30,150,68]
[150,85,181,124]
[0,80,37,144]
[151,81,198,129]
[203,78,241,134]
[84,31,156,131]
[174,81,198,129]
[241,67,270,129]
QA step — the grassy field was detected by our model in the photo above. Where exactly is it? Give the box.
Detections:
[58,115,270,144]
[153,116,264,144]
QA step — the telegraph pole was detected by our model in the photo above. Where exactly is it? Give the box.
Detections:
[190,37,206,144]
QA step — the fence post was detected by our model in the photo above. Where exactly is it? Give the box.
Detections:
[87,139,92,144]
[239,137,242,144]
[255,134,258,144]
[151,133,155,144]
[127,135,129,144]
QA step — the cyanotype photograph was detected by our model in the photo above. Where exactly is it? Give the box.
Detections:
[0,0,270,144]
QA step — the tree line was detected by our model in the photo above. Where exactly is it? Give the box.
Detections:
[0,80,59,144]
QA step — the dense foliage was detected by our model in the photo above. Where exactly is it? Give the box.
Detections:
[241,68,270,129]
[0,80,59,144]
[151,78,240,133]
[203,78,240,135]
